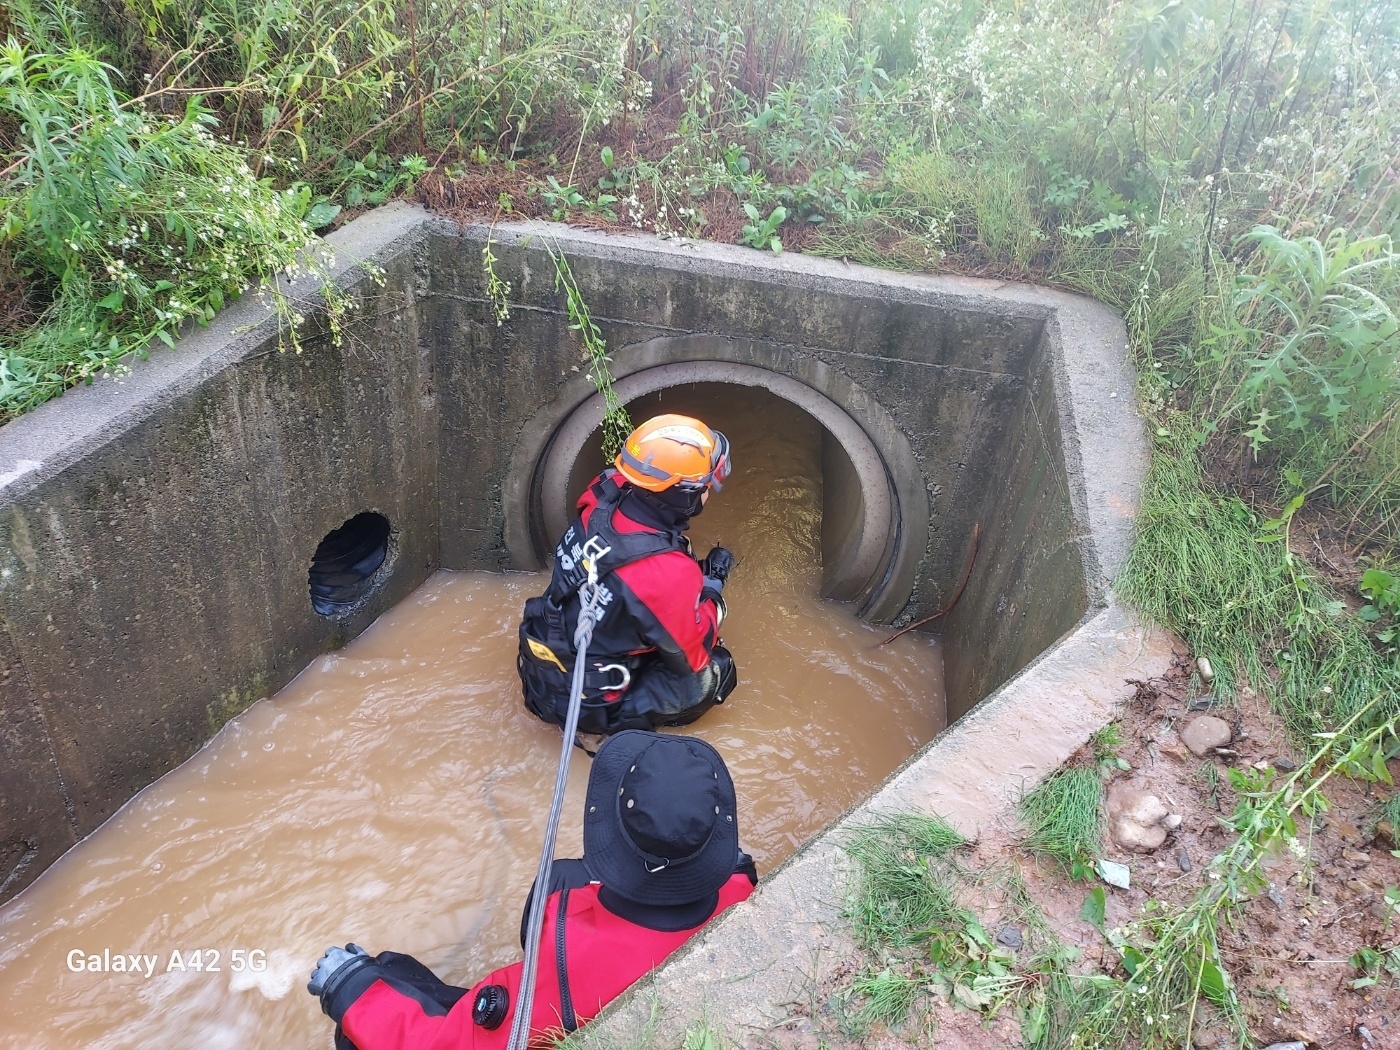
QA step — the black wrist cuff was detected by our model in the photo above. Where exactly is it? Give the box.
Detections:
[321,955,383,1022]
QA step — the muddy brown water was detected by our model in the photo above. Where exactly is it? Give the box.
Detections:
[0,389,944,1048]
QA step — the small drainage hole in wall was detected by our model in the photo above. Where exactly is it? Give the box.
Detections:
[309,512,391,616]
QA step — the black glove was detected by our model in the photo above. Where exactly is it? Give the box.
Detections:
[701,546,735,586]
[307,943,376,1017]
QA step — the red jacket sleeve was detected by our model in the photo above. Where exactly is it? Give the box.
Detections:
[340,959,566,1050]
[614,551,722,673]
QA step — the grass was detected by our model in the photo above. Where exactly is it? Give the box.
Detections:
[1121,422,1400,742]
[1376,792,1400,835]
[5,0,1398,508]
[1089,723,1125,764]
[838,702,1399,1050]
[1118,427,1296,701]
[1067,702,1398,1049]
[839,827,1119,1048]
[846,966,924,1035]
[842,813,966,949]
[1018,767,1104,870]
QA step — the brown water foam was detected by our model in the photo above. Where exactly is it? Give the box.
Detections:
[0,388,943,1048]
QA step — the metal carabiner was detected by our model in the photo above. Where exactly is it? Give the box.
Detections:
[580,536,613,579]
[594,663,631,692]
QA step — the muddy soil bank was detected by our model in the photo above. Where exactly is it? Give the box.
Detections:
[758,654,1399,1050]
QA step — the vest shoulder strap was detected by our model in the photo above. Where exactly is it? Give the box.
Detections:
[550,477,686,602]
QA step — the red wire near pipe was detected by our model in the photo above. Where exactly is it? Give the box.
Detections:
[877,522,980,647]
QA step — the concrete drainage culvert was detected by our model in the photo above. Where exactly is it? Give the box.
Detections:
[0,203,1170,1045]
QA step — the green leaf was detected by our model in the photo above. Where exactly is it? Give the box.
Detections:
[963,919,992,948]
[926,933,949,965]
[1081,886,1107,926]
[306,202,341,229]
[1021,995,1048,1043]
[600,145,614,168]
[156,329,175,348]
[1121,946,1146,977]
[1198,958,1230,1006]
[96,290,124,311]
[952,981,992,1011]
[1374,746,1393,785]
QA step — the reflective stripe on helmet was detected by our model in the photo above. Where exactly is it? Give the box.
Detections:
[614,415,732,492]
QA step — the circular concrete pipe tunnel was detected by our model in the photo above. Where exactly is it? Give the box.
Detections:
[523,361,924,622]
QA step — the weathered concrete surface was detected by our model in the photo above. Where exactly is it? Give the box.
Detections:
[581,600,1179,1047]
[0,205,1150,914]
[0,203,439,898]
[430,220,1141,709]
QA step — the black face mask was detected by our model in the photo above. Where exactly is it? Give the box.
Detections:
[626,484,705,527]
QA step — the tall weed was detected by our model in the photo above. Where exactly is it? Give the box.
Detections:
[1210,226,1398,457]
[0,0,322,417]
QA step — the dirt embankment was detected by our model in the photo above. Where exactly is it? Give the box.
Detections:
[755,655,1399,1050]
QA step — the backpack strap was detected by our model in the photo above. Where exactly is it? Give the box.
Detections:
[548,476,686,604]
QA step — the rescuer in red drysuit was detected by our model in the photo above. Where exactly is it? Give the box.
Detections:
[517,414,739,735]
[307,732,757,1050]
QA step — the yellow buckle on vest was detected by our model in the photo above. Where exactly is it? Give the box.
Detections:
[527,636,568,673]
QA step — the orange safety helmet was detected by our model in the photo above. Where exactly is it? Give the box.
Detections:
[615,414,732,492]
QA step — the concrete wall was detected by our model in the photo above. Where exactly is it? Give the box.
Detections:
[431,222,1136,720]
[0,204,1144,901]
[0,207,439,899]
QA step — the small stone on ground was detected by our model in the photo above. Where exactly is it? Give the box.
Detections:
[1179,714,1232,755]
[995,926,1022,949]
[1106,782,1173,853]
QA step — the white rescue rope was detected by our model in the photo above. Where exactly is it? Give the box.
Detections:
[506,545,610,1050]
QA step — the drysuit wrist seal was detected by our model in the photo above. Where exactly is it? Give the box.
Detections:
[318,954,382,1021]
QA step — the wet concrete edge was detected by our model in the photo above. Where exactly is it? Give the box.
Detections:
[581,600,1180,1046]
[0,203,433,899]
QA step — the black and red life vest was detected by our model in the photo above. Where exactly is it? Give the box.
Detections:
[546,471,688,608]
[518,471,723,733]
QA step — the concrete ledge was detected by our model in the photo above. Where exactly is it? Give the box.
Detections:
[581,598,1178,1045]
[0,202,431,505]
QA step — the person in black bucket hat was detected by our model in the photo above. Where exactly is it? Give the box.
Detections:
[308,731,757,1050]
